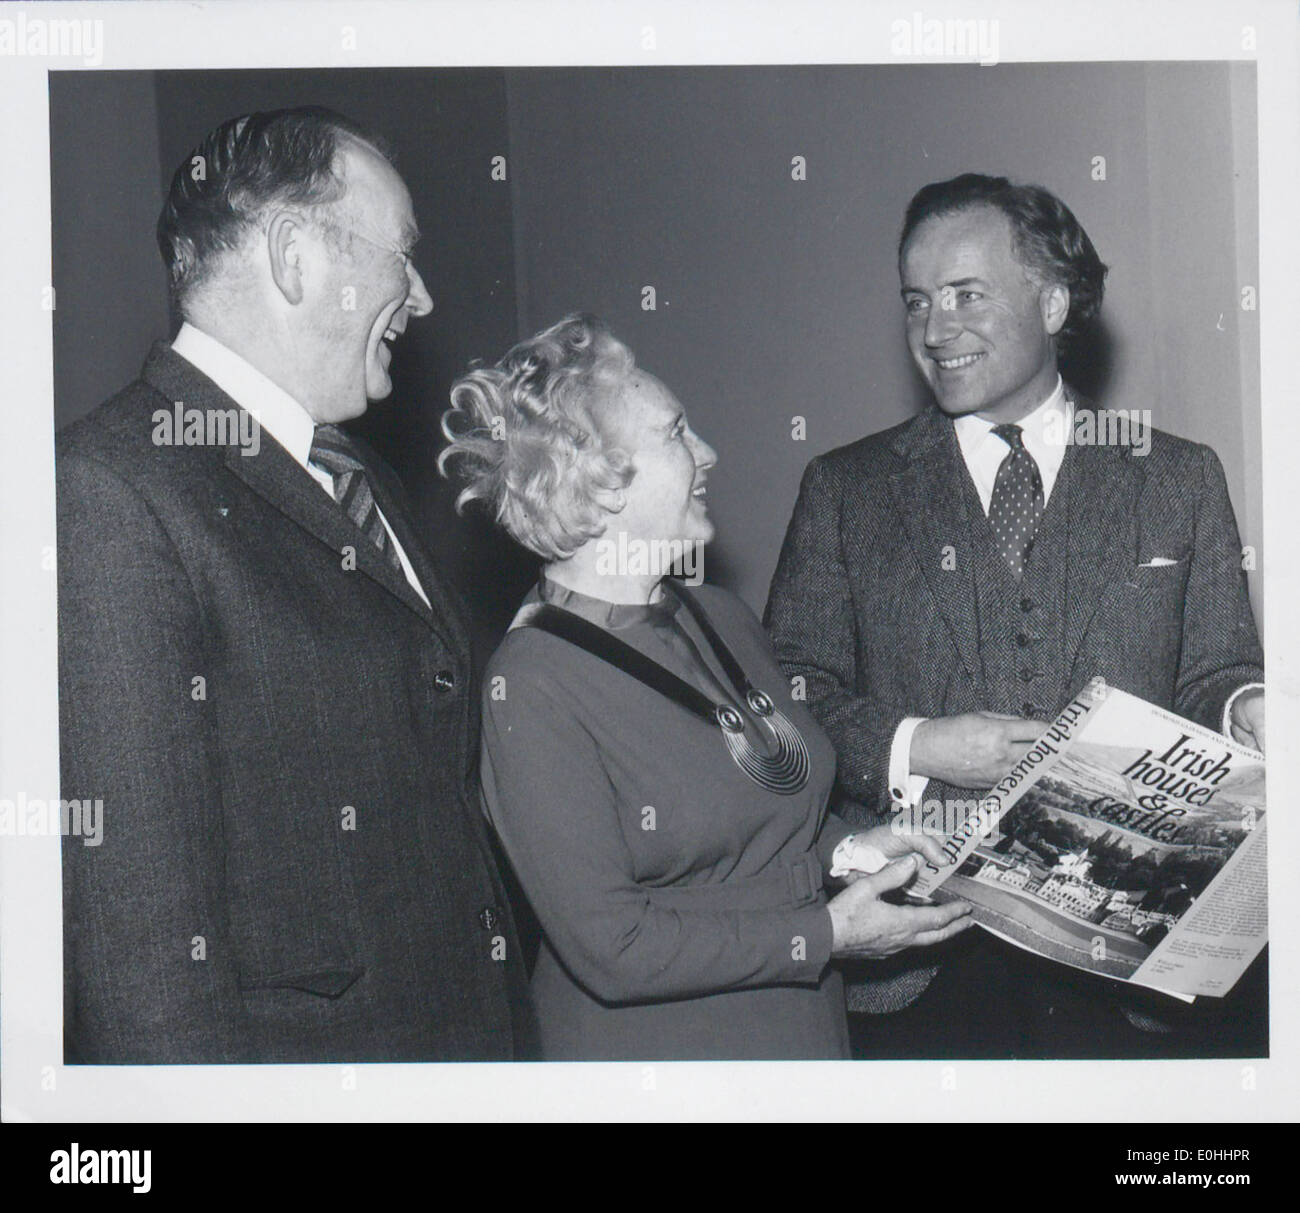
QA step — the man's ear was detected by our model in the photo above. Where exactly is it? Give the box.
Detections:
[1041,282,1070,337]
[266,211,305,305]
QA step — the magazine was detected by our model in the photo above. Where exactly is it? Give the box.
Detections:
[904,678,1267,1000]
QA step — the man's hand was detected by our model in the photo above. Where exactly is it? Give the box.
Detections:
[1229,687,1265,754]
[827,856,973,959]
[910,711,1049,788]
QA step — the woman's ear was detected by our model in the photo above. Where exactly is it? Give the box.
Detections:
[591,486,627,515]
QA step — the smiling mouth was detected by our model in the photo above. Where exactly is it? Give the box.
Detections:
[691,482,708,500]
[934,352,986,370]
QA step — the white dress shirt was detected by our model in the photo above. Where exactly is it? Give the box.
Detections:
[886,378,1255,807]
[952,375,1071,512]
[171,322,429,606]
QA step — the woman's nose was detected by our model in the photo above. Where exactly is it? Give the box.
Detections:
[691,432,718,469]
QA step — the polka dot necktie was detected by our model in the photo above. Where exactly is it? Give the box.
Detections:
[989,423,1044,580]
[309,425,405,575]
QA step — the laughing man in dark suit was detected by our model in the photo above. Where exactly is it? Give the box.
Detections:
[765,173,1265,1059]
[58,107,534,1062]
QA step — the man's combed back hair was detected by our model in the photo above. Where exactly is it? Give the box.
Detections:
[438,314,637,561]
[157,106,392,306]
[899,173,1109,354]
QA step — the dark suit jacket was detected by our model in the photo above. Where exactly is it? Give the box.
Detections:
[58,344,534,1063]
[766,399,1264,818]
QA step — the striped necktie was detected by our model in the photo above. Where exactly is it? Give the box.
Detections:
[308,425,405,575]
[989,423,1044,580]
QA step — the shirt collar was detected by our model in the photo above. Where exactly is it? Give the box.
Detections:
[953,374,1070,478]
[171,322,318,471]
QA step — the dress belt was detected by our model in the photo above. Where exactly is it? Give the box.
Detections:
[643,851,823,912]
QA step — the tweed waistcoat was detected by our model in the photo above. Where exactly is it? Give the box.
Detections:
[847,448,1075,1015]
[963,454,1072,722]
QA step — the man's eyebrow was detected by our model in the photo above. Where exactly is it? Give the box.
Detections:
[401,222,421,249]
[900,276,988,295]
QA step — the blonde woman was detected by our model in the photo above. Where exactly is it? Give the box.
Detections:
[440,314,970,1060]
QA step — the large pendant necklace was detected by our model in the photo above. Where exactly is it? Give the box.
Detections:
[714,688,811,795]
[521,582,811,796]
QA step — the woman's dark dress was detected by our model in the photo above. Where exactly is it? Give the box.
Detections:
[479,578,852,1061]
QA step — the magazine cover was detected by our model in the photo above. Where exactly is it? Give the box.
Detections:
[908,679,1267,999]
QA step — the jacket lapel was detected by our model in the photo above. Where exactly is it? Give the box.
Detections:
[1061,390,1146,675]
[886,409,985,689]
[142,344,442,631]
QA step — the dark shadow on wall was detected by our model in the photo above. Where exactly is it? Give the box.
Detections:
[1063,317,1116,404]
[50,71,171,432]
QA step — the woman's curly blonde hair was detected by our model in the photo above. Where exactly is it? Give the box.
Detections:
[438,313,637,560]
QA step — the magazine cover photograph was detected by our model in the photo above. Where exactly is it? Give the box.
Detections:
[913,680,1267,999]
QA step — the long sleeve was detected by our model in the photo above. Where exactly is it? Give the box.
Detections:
[765,456,903,820]
[1170,445,1264,728]
[58,452,252,1062]
[814,810,857,875]
[479,650,833,1006]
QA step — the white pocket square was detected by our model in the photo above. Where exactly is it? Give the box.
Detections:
[1138,556,1179,567]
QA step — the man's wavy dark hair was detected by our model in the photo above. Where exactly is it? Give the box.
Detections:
[898,173,1108,356]
[156,106,392,308]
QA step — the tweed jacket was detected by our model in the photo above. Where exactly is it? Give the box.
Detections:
[58,343,534,1063]
[766,398,1264,823]
[764,398,1263,1017]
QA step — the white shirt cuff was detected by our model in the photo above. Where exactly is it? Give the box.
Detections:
[889,716,930,808]
[1222,682,1264,739]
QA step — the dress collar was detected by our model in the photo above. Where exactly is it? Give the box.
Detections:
[537,574,681,632]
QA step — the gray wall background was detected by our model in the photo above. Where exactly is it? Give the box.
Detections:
[506,62,1261,620]
[51,62,1261,644]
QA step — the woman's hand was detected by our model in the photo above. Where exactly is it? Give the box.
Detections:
[860,821,951,868]
[833,821,952,884]
[827,855,972,959]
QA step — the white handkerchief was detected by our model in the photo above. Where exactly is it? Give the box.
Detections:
[829,834,889,878]
[1138,556,1178,567]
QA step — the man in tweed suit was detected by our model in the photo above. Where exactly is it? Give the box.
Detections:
[766,174,1266,1058]
[58,108,534,1062]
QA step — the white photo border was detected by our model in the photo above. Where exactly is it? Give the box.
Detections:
[2,0,1296,1122]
